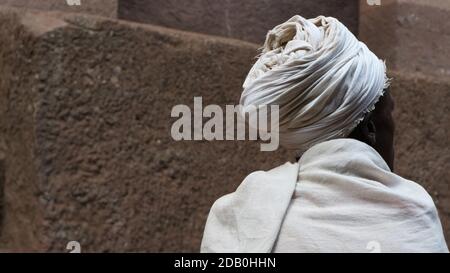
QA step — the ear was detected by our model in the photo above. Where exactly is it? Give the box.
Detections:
[361,114,377,146]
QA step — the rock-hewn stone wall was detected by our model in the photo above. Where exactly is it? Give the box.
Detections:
[390,72,450,243]
[360,0,450,77]
[118,0,359,44]
[0,0,117,18]
[0,6,448,252]
[0,8,291,252]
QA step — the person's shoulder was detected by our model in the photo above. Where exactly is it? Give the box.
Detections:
[236,161,300,194]
[213,161,299,204]
[245,161,299,180]
[392,174,439,216]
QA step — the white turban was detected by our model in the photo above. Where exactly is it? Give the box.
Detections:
[240,15,389,152]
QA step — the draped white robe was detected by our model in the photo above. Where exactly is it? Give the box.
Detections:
[201,139,449,253]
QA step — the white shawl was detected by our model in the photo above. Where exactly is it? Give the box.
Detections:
[201,139,448,253]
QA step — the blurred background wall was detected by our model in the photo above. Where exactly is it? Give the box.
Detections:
[0,0,117,18]
[0,0,448,252]
[360,0,450,77]
[118,0,359,44]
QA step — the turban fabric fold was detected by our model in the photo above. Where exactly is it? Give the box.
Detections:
[240,15,389,152]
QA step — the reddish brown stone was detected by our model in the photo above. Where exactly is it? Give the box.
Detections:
[0,7,291,252]
[0,7,448,252]
[0,0,117,18]
[0,157,4,235]
[360,0,450,77]
[118,0,359,44]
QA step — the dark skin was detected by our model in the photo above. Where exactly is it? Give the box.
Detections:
[348,90,396,171]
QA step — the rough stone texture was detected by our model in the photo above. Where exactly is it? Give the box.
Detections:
[0,8,291,252]
[360,0,450,77]
[390,72,450,244]
[0,0,117,18]
[0,157,4,236]
[118,0,359,44]
[0,8,448,252]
